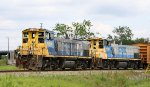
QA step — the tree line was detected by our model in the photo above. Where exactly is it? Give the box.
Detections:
[107,26,149,45]
[53,20,149,45]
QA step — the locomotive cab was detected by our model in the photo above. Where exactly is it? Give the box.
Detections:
[21,28,54,57]
[88,38,109,59]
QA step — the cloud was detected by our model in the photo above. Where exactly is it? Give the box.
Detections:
[84,0,150,17]
[133,28,150,39]
[0,0,150,50]
[91,22,113,38]
[0,16,18,30]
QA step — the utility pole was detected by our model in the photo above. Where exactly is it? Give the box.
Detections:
[6,37,9,64]
[7,37,9,60]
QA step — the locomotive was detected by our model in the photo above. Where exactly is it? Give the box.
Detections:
[16,28,142,70]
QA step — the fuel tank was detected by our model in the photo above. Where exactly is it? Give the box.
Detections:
[62,61,75,68]
[116,62,128,68]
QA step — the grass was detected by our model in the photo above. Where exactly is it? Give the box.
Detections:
[0,58,7,66]
[0,65,18,70]
[0,71,149,87]
[0,57,19,70]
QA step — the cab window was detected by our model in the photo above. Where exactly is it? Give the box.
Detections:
[99,40,103,48]
[93,40,97,49]
[23,32,28,43]
[23,38,28,43]
[38,38,44,43]
[38,32,44,37]
[38,32,44,43]
[32,32,35,38]
[46,32,51,40]
[93,40,96,45]
[23,32,28,38]
[104,40,109,46]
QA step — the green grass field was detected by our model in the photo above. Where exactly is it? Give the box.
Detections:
[0,57,7,66]
[0,65,18,70]
[0,71,149,87]
[0,58,19,70]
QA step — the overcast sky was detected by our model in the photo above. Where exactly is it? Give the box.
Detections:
[0,0,150,50]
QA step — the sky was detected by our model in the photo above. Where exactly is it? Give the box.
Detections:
[0,0,150,50]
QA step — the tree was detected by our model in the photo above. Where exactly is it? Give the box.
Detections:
[133,38,150,44]
[107,26,134,45]
[53,23,72,39]
[72,20,94,40]
[53,20,94,40]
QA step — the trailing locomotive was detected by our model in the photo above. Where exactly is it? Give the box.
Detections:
[89,38,141,69]
[16,28,142,70]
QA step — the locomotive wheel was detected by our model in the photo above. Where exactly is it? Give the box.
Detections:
[108,64,112,70]
[133,63,138,70]
[130,62,138,70]
[61,68,65,70]
[82,61,88,70]
[28,59,36,70]
[16,56,26,69]
[16,58,22,68]
[124,67,128,70]
[71,64,77,70]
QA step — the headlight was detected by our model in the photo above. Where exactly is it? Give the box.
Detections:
[29,51,32,54]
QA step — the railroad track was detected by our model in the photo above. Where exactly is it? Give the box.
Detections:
[0,70,33,73]
[0,69,85,73]
[0,69,145,73]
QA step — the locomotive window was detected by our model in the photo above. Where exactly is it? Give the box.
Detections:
[49,33,51,39]
[38,38,44,43]
[50,33,54,39]
[93,40,96,45]
[32,32,35,38]
[38,32,44,43]
[23,32,28,38]
[38,32,44,37]
[99,40,104,48]
[23,38,28,43]
[104,40,109,46]
[46,32,48,39]
[46,32,51,39]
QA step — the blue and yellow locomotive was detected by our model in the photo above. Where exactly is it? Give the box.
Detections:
[89,38,141,69]
[16,28,142,70]
[17,28,91,70]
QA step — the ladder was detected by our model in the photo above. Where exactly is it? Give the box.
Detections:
[145,63,150,73]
